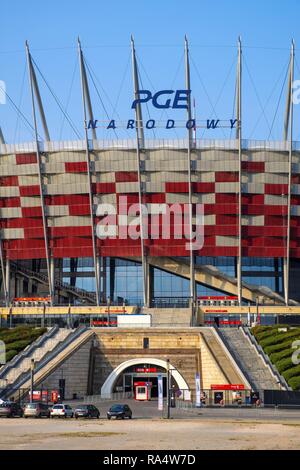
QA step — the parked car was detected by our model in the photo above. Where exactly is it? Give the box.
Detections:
[107,404,132,420]
[74,404,100,419]
[0,402,23,418]
[24,402,50,419]
[50,404,74,418]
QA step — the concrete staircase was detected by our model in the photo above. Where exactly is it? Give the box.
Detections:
[141,308,192,327]
[200,327,250,386]
[0,328,71,387]
[218,328,282,390]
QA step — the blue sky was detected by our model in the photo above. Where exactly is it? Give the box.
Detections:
[1,0,300,142]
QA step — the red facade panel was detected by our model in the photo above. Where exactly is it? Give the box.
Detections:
[16,153,37,165]
[65,162,87,173]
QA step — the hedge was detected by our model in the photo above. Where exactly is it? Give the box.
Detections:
[0,327,47,362]
[287,376,300,391]
[264,339,298,356]
[275,357,294,373]
[260,330,300,349]
[282,364,300,381]
[270,348,294,363]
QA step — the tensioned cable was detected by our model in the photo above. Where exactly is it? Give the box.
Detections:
[32,57,81,139]
[263,59,290,140]
[243,55,273,138]
[293,57,300,141]
[198,54,236,139]
[136,60,156,139]
[0,82,40,139]
[137,52,184,139]
[59,56,80,140]
[13,60,27,142]
[249,58,289,140]
[111,52,131,119]
[84,58,119,139]
[230,74,237,140]
[190,54,227,139]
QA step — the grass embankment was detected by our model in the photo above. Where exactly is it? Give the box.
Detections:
[251,325,300,391]
[0,326,47,363]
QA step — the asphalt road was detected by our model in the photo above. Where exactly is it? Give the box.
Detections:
[0,401,300,450]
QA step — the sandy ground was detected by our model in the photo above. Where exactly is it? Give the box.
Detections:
[0,401,300,450]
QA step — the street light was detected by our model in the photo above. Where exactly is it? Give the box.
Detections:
[30,358,35,403]
[107,296,111,328]
[166,358,170,419]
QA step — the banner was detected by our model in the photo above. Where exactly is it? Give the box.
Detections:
[158,374,163,411]
[195,373,201,407]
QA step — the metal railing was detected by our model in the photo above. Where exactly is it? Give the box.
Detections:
[0,325,87,400]
[0,325,58,380]
[11,262,96,303]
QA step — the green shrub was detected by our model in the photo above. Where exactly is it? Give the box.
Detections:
[264,339,299,356]
[282,365,300,381]
[5,350,18,362]
[5,339,33,353]
[288,376,300,391]
[275,357,294,373]
[260,330,300,349]
[270,349,293,363]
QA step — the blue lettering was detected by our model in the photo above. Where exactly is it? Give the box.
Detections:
[230,119,238,129]
[152,90,174,109]
[127,119,135,129]
[166,119,175,129]
[87,119,98,129]
[131,90,152,109]
[146,119,156,129]
[173,90,190,109]
[107,120,116,130]
[186,119,196,130]
[207,119,219,129]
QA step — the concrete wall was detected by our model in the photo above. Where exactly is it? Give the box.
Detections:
[37,328,241,399]
[40,338,94,399]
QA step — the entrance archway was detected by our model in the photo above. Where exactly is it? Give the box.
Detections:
[100,358,190,398]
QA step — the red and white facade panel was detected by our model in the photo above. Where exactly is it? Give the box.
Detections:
[1,143,300,260]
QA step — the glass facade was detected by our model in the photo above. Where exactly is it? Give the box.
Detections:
[59,255,284,306]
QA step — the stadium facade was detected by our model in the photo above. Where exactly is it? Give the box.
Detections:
[0,38,299,311]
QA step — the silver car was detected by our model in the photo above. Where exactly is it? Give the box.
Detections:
[50,404,74,418]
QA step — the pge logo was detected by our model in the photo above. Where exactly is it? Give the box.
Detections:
[0,80,6,105]
[132,89,191,110]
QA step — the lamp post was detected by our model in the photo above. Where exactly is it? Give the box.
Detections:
[166,358,170,419]
[30,359,35,403]
[107,296,111,328]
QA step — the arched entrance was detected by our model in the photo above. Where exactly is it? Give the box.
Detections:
[101,358,190,398]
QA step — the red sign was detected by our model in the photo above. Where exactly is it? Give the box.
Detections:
[51,390,59,403]
[211,384,245,391]
[135,367,157,373]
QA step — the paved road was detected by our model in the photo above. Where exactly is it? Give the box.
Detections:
[0,400,300,449]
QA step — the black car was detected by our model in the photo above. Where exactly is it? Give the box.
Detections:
[107,404,132,420]
[0,402,23,418]
[74,404,100,419]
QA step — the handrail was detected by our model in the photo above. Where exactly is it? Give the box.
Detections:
[213,326,256,390]
[0,325,58,379]
[10,262,96,302]
[0,325,87,399]
[243,327,290,391]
